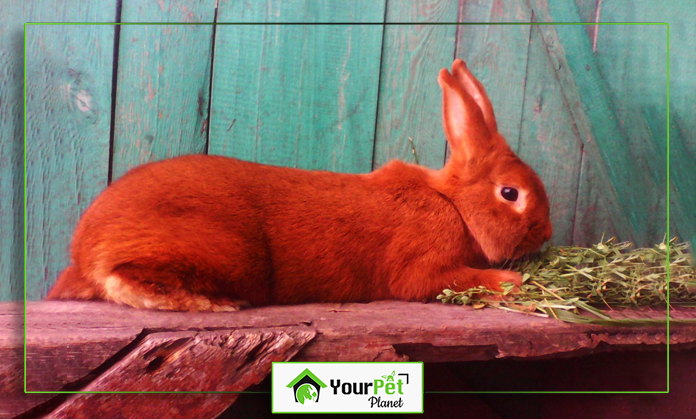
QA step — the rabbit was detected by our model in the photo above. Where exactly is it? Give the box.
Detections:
[46,59,552,312]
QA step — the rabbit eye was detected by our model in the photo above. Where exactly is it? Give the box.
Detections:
[501,187,518,202]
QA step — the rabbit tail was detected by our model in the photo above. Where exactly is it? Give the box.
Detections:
[46,266,101,301]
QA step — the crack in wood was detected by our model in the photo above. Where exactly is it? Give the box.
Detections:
[39,328,316,418]
[5,301,696,417]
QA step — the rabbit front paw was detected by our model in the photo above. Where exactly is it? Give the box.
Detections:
[477,269,523,292]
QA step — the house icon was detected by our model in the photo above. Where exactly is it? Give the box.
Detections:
[286,368,328,404]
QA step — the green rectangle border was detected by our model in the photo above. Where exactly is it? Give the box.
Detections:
[23,21,671,396]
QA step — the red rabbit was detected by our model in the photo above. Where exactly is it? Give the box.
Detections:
[47,59,552,311]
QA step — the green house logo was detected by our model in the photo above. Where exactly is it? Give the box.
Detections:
[286,368,328,404]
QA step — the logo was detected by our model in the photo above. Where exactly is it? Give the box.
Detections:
[330,368,411,408]
[286,368,328,404]
[272,362,423,413]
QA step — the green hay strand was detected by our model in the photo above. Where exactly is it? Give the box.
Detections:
[438,237,696,325]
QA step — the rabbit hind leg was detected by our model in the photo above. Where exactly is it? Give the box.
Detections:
[102,264,247,312]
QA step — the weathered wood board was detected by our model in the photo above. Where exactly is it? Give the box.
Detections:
[208,0,386,173]
[372,0,459,170]
[2,300,694,416]
[111,0,217,180]
[456,0,533,153]
[44,328,314,419]
[24,5,118,301]
[0,3,26,302]
[542,1,663,247]
[516,23,584,245]
[10,0,696,305]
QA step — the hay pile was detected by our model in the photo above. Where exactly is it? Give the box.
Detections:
[438,238,696,325]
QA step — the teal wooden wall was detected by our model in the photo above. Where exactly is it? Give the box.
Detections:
[2,0,693,301]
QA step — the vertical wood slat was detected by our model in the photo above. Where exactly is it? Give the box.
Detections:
[455,0,533,152]
[584,21,669,243]
[372,0,459,170]
[517,23,585,245]
[209,0,386,174]
[666,6,696,246]
[12,0,696,303]
[537,2,662,246]
[566,0,633,244]
[538,22,635,245]
[111,0,217,180]
[24,3,118,301]
[574,0,676,245]
[0,6,25,301]
[590,0,696,247]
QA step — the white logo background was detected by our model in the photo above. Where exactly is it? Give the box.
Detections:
[272,362,423,413]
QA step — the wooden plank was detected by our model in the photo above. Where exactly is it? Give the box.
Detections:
[372,0,459,170]
[455,0,533,152]
[452,1,585,245]
[4,300,692,414]
[516,23,583,245]
[568,0,695,253]
[24,3,118,302]
[45,328,314,418]
[584,7,670,244]
[111,1,217,180]
[528,4,634,246]
[667,9,696,246]
[209,0,385,173]
[0,6,25,302]
[539,1,662,247]
[603,1,696,246]
[26,335,141,394]
[19,301,690,360]
[1,303,54,418]
[565,0,652,246]
[13,301,692,384]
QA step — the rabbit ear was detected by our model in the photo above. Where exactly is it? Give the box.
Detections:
[438,67,492,161]
[451,59,498,135]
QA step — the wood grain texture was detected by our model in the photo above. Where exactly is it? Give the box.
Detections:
[111,0,217,180]
[9,0,696,307]
[584,6,670,245]
[372,0,458,170]
[573,0,600,45]
[588,0,696,246]
[0,6,25,302]
[516,23,583,245]
[16,301,693,386]
[529,1,632,245]
[568,0,668,246]
[667,5,696,246]
[4,300,693,414]
[455,0,533,152]
[541,1,662,247]
[25,4,117,302]
[45,328,314,419]
[0,303,53,418]
[208,0,385,173]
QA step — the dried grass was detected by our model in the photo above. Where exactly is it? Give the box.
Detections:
[438,238,696,325]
